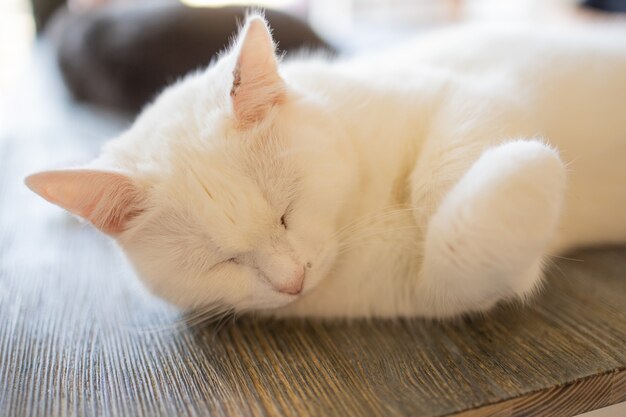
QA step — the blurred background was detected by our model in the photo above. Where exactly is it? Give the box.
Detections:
[1,0,625,119]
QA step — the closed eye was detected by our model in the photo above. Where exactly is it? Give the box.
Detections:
[209,257,238,272]
[280,202,293,229]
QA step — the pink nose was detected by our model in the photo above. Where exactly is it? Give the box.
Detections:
[274,267,305,295]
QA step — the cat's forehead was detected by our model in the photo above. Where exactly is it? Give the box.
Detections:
[144,127,296,249]
[200,135,297,210]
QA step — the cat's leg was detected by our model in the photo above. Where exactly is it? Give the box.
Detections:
[413,140,566,318]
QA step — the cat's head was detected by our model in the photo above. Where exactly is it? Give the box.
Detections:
[26,16,356,313]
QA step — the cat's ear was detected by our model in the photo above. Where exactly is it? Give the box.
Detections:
[25,169,145,235]
[230,16,286,127]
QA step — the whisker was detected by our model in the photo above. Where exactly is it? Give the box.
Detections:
[331,204,410,236]
[548,254,584,262]
[185,306,231,329]
[130,302,228,334]
[212,309,237,335]
[336,238,422,257]
[337,223,426,243]
[332,206,425,241]
[335,224,426,253]
[543,256,568,280]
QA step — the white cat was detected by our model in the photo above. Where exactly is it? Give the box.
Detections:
[26,16,626,319]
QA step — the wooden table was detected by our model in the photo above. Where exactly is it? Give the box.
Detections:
[0,44,624,417]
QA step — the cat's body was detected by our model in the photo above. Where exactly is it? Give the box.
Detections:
[27,18,626,319]
[272,25,626,317]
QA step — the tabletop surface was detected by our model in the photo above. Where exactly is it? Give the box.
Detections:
[0,44,624,417]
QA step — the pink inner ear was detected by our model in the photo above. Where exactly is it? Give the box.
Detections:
[25,170,145,235]
[231,17,286,126]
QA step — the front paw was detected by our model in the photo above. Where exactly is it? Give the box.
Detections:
[417,140,566,317]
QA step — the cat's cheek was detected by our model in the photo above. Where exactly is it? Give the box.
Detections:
[283,234,334,295]
[300,241,338,295]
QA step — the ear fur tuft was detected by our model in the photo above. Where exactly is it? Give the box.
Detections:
[230,16,286,127]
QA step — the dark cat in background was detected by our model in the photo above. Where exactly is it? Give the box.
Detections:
[49,1,332,113]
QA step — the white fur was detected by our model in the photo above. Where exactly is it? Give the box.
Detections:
[29,19,626,318]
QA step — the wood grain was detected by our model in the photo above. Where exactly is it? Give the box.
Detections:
[456,369,626,417]
[0,44,625,417]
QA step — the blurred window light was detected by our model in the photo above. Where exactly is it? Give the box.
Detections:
[0,0,35,99]
[180,0,297,7]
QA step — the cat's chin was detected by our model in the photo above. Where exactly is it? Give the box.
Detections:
[233,293,301,313]
[244,269,332,312]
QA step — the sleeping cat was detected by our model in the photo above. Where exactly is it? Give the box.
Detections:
[26,15,626,318]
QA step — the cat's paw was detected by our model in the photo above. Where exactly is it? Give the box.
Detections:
[418,140,566,317]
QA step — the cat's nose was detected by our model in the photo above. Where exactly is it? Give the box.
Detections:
[275,266,305,295]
